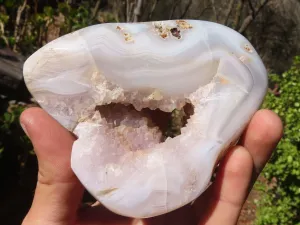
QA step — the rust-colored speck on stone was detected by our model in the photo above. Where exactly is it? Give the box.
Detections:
[176,20,193,29]
[244,44,253,53]
[170,28,182,39]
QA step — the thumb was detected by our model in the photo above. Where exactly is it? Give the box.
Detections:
[20,108,84,225]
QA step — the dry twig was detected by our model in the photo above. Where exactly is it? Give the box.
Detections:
[238,0,269,33]
[126,0,131,22]
[92,0,101,20]
[233,0,245,30]
[180,0,193,19]
[210,0,219,22]
[223,0,236,25]
[169,0,181,19]
[13,0,27,51]
[148,0,158,20]
[134,0,143,22]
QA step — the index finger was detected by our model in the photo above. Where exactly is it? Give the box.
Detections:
[239,109,283,176]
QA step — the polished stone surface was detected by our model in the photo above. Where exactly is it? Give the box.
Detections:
[23,20,268,218]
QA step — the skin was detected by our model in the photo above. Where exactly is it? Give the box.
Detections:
[20,108,283,225]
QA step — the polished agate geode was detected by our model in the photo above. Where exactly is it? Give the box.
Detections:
[23,20,268,218]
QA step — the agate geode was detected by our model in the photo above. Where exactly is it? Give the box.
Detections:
[23,20,268,218]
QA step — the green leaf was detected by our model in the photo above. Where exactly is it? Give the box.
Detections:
[258,56,300,225]
[43,6,54,17]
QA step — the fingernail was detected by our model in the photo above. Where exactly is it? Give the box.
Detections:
[21,123,29,137]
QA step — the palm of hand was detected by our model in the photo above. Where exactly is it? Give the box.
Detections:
[21,108,282,225]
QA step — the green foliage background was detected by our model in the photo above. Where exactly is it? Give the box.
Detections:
[0,1,299,224]
[0,0,116,54]
[257,57,300,225]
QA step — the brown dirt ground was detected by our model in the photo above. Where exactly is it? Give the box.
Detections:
[237,176,263,225]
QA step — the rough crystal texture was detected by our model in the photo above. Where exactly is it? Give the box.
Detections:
[23,20,268,218]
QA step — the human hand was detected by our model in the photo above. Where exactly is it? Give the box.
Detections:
[20,108,282,225]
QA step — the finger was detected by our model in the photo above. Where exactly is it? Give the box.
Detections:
[20,107,84,225]
[239,109,283,176]
[195,146,253,225]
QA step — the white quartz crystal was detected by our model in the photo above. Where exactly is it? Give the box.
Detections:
[23,20,268,218]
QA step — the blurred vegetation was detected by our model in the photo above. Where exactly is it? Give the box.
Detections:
[0,1,117,224]
[0,0,116,54]
[257,57,300,225]
[0,98,35,225]
[0,0,299,225]
[0,100,32,159]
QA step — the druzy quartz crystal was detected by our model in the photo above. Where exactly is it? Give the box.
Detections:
[23,20,268,218]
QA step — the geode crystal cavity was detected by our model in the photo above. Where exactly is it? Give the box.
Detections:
[23,20,268,218]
